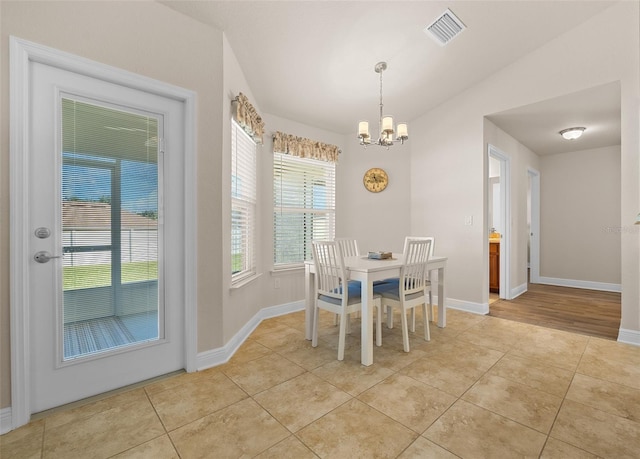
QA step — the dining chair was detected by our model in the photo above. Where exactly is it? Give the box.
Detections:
[333,238,361,324]
[311,240,383,360]
[374,238,432,352]
[382,236,435,330]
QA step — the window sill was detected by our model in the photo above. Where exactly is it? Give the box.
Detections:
[270,266,304,275]
[230,272,262,290]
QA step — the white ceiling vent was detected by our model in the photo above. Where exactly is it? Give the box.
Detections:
[424,9,466,46]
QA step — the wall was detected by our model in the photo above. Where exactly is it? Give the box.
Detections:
[337,139,412,254]
[403,2,638,334]
[0,1,224,409]
[540,146,621,286]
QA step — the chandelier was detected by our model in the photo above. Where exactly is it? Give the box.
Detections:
[358,62,408,148]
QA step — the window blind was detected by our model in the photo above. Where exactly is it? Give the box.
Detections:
[273,153,335,268]
[231,120,257,283]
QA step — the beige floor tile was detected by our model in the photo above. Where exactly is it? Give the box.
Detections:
[488,353,574,397]
[457,316,532,352]
[539,437,599,459]
[0,419,44,459]
[43,388,148,429]
[143,367,221,397]
[42,392,165,459]
[424,399,547,458]
[111,435,179,458]
[566,373,640,422]
[397,437,459,459]
[229,338,273,364]
[251,317,298,340]
[368,343,429,372]
[170,398,289,458]
[275,334,340,371]
[550,399,640,458]
[577,337,640,389]
[147,370,248,431]
[254,372,351,432]
[510,326,589,371]
[254,435,317,458]
[297,398,417,458]
[400,343,503,397]
[437,308,488,334]
[462,373,563,433]
[358,373,457,433]
[311,358,395,396]
[221,353,306,395]
[254,326,308,352]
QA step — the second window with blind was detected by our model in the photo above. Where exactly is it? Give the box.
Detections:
[273,153,335,268]
[231,120,257,284]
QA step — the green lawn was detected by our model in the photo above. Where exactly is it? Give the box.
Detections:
[64,261,158,290]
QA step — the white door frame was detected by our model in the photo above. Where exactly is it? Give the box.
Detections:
[9,36,198,429]
[528,167,541,283]
[488,145,511,300]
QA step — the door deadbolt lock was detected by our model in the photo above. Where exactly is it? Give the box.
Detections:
[34,251,63,264]
[34,227,52,239]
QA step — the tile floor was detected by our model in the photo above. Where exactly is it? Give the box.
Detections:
[2,308,640,458]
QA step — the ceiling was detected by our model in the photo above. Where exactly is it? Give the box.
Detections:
[161,1,621,154]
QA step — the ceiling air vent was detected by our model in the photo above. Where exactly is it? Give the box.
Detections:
[424,8,466,46]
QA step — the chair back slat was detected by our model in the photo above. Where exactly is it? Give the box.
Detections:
[312,241,347,302]
[400,239,432,295]
[335,238,360,258]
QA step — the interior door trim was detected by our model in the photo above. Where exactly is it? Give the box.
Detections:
[9,36,198,430]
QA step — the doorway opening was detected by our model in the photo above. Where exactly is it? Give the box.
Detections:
[488,145,510,303]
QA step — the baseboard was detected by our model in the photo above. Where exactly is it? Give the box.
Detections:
[196,300,305,371]
[617,328,640,346]
[1,407,12,435]
[445,297,489,315]
[537,276,621,293]
[510,282,527,299]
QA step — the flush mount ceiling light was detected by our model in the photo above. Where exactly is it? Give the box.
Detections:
[358,62,408,148]
[559,127,586,140]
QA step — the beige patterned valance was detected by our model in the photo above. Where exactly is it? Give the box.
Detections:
[233,92,265,144]
[272,131,340,163]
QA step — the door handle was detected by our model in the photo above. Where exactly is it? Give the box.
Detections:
[34,251,63,264]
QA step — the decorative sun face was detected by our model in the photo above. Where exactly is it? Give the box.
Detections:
[363,168,388,193]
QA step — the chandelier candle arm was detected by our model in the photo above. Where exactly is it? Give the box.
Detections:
[358,61,408,148]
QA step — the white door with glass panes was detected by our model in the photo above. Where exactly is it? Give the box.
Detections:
[26,60,186,413]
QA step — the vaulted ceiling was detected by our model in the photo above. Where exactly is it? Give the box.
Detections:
[162,1,621,155]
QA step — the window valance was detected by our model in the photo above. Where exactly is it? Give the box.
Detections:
[272,131,340,163]
[233,92,265,144]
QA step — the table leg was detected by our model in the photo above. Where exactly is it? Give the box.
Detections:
[304,265,313,340]
[360,279,374,366]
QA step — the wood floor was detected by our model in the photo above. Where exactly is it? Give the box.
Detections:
[489,281,621,340]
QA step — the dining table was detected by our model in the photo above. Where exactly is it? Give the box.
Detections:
[304,253,448,366]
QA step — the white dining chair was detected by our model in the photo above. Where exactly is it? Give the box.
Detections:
[311,240,383,360]
[374,238,432,352]
[404,236,435,322]
[333,238,361,325]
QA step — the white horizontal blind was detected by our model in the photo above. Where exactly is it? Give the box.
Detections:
[273,153,335,268]
[231,120,257,283]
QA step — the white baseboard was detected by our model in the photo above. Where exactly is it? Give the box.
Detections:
[510,282,528,299]
[445,297,489,315]
[196,300,305,371]
[537,276,621,293]
[618,328,640,346]
[1,407,12,435]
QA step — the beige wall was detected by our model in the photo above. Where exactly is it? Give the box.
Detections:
[540,146,622,285]
[400,1,638,329]
[1,1,225,409]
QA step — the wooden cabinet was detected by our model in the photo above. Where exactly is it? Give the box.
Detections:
[489,242,500,293]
